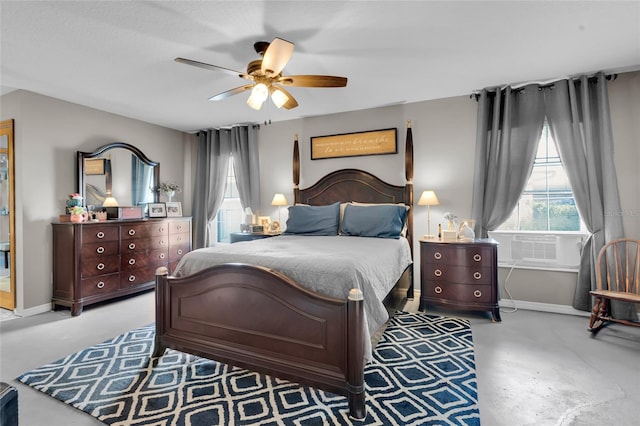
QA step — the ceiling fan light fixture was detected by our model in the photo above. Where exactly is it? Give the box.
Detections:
[246,92,264,110]
[270,88,289,108]
[251,83,269,102]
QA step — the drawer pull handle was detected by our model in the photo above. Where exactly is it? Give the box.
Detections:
[434,269,442,277]
[434,252,442,260]
[97,281,105,289]
[128,258,136,265]
[177,249,183,255]
[177,225,182,230]
[128,275,136,282]
[474,254,482,262]
[159,227,165,232]
[128,229,136,236]
[159,253,165,259]
[96,231,105,239]
[474,272,482,280]
[434,286,443,294]
[129,243,136,250]
[96,246,105,254]
[177,237,182,242]
[474,289,482,298]
[96,263,105,271]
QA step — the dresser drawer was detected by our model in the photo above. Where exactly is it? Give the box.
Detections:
[120,268,156,288]
[121,222,169,240]
[81,255,120,278]
[121,248,168,270]
[424,264,493,285]
[121,235,168,253]
[169,242,190,262]
[170,220,190,235]
[81,273,120,297]
[425,281,493,304]
[81,226,119,243]
[82,240,119,258]
[169,232,189,246]
[422,244,494,267]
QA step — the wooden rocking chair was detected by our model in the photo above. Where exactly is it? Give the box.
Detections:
[589,238,640,332]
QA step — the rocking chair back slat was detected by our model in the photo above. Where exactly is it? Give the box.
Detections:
[589,238,640,332]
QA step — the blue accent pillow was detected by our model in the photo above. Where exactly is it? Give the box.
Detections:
[284,202,340,236]
[341,204,408,239]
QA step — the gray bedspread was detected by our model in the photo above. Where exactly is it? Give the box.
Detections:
[173,235,413,360]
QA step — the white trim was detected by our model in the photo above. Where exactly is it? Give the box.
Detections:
[15,302,52,318]
[499,299,590,317]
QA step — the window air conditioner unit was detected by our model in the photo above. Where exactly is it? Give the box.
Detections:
[511,234,559,263]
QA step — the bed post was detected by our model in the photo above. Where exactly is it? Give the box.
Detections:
[347,288,366,420]
[293,133,300,204]
[405,121,415,299]
[152,266,168,358]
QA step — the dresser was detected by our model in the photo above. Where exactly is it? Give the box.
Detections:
[419,239,500,321]
[52,217,191,316]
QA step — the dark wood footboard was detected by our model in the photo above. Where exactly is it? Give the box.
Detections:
[152,264,367,420]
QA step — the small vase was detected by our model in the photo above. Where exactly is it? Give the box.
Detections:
[166,191,175,202]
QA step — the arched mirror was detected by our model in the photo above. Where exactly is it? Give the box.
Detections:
[77,142,159,209]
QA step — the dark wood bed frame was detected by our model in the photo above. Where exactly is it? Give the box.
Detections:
[152,125,414,419]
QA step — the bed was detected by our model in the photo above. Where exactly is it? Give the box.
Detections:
[152,129,415,419]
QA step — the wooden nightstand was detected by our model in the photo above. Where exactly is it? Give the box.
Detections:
[419,238,500,321]
[230,232,280,243]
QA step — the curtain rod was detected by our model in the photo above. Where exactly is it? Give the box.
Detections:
[469,71,618,100]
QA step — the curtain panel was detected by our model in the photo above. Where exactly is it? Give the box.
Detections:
[471,72,628,316]
[192,124,261,249]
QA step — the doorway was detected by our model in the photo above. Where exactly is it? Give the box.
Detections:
[0,119,15,311]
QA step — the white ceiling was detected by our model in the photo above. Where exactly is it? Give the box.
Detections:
[2,1,639,133]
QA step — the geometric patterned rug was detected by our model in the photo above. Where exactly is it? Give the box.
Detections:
[17,312,480,425]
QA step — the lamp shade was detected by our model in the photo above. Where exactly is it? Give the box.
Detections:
[103,196,119,207]
[418,190,440,206]
[271,193,288,206]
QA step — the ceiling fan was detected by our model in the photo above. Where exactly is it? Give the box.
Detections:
[175,37,348,111]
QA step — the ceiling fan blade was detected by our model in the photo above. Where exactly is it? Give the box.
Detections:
[175,57,250,79]
[277,75,348,88]
[261,38,294,77]
[272,85,299,110]
[208,84,254,101]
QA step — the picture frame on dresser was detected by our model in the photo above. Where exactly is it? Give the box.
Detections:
[148,202,166,218]
[165,202,182,217]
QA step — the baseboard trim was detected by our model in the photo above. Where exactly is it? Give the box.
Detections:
[499,299,590,317]
[15,302,52,318]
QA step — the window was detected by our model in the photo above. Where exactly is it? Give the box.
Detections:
[214,158,243,244]
[498,122,583,232]
[490,122,586,270]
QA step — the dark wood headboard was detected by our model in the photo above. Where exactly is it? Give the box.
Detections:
[292,123,415,253]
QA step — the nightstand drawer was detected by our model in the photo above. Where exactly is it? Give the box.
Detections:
[422,244,493,267]
[424,281,493,304]
[423,265,493,285]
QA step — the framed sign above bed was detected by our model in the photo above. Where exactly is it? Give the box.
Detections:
[311,128,397,160]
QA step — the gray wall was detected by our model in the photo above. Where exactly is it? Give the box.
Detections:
[257,71,640,310]
[0,90,191,314]
[1,71,638,315]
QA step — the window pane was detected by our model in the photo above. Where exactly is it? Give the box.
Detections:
[214,159,244,244]
[497,121,583,232]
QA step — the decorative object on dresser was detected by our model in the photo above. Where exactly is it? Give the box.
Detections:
[165,202,182,217]
[417,190,440,239]
[52,218,191,316]
[420,238,500,322]
[147,203,167,218]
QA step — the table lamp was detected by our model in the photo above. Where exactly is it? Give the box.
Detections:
[271,193,288,226]
[418,190,440,239]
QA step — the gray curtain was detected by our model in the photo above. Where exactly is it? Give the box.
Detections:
[544,73,629,317]
[471,85,546,238]
[230,124,261,213]
[192,129,231,249]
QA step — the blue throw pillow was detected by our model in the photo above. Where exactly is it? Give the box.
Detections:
[284,202,340,236]
[341,204,408,239]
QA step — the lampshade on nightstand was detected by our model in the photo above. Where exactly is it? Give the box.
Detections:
[418,190,440,239]
[271,193,288,226]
